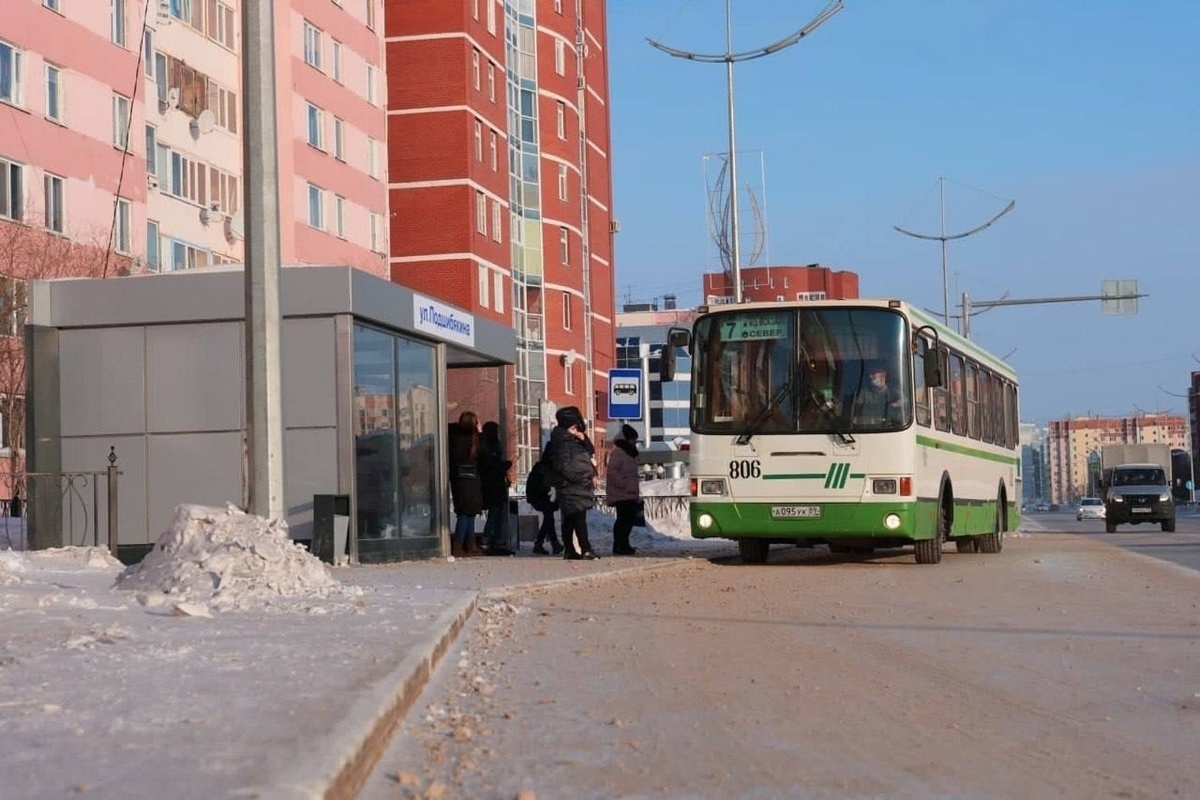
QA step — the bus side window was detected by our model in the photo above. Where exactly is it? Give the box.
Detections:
[965,362,979,439]
[913,338,931,427]
[933,347,951,432]
[949,353,966,436]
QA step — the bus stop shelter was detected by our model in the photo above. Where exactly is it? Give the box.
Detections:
[25,265,515,564]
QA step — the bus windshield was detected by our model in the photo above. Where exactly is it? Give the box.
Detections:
[692,307,912,436]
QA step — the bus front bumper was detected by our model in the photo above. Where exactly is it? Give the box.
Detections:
[689,500,933,543]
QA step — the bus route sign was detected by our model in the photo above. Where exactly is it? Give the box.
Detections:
[720,313,787,341]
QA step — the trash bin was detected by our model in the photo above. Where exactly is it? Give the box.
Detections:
[312,494,350,565]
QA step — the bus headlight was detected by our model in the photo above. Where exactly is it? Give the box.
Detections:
[699,479,727,496]
[697,513,715,530]
[883,513,902,530]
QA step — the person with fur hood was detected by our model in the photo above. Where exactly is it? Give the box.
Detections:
[545,405,600,560]
[605,424,641,555]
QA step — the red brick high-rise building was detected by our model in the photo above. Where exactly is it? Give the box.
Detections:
[385,0,616,472]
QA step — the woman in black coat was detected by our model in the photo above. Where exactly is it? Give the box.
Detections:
[546,405,599,559]
[447,411,484,556]
[478,420,513,555]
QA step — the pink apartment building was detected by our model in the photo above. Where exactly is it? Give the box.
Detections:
[0,0,389,500]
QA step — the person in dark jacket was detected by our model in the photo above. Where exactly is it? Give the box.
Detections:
[545,405,599,560]
[606,424,641,555]
[478,420,514,556]
[526,445,563,555]
[447,411,484,557]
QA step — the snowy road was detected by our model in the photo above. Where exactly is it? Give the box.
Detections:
[363,532,1200,799]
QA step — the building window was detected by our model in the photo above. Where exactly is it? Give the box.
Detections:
[367,137,379,178]
[556,101,565,139]
[308,183,324,229]
[554,0,562,13]
[478,263,489,308]
[0,158,22,222]
[333,117,344,160]
[334,195,345,237]
[44,0,61,10]
[370,211,383,253]
[559,226,569,264]
[565,361,574,394]
[493,270,504,313]
[146,220,160,271]
[331,40,342,83]
[558,163,567,201]
[143,30,154,77]
[44,63,62,122]
[365,64,377,105]
[115,198,131,253]
[168,238,210,271]
[474,121,483,162]
[472,0,478,21]
[472,50,480,91]
[307,103,324,149]
[488,64,496,102]
[476,191,486,234]
[555,39,565,75]
[112,93,130,148]
[111,0,126,46]
[0,277,27,338]
[489,132,497,171]
[0,40,22,106]
[562,291,571,329]
[43,173,64,233]
[303,22,322,70]
[365,0,376,31]
[491,200,501,243]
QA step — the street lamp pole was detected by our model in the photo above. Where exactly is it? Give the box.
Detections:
[649,1,843,305]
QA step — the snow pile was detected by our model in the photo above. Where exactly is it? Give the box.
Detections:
[116,503,358,613]
[1,545,121,586]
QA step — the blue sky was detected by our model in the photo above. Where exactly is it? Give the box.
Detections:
[606,0,1199,425]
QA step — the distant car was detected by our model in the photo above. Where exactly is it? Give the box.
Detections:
[1076,497,1106,521]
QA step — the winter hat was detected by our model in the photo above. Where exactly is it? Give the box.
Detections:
[620,424,639,442]
[555,405,585,430]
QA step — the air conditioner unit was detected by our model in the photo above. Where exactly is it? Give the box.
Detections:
[609,219,620,234]
[146,174,159,191]
[199,206,213,225]
[167,87,180,109]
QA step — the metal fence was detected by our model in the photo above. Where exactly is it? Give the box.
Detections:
[15,448,121,556]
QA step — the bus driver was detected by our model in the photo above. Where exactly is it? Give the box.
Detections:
[852,363,901,425]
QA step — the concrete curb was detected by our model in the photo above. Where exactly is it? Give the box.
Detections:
[300,593,480,800]
[311,557,703,798]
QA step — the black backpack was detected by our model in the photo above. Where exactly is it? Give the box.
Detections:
[526,460,553,511]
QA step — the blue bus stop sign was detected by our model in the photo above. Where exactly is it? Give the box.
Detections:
[608,368,642,420]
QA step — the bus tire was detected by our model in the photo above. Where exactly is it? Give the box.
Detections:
[979,498,1005,554]
[955,537,979,553]
[738,539,769,564]
[914,501,945,564]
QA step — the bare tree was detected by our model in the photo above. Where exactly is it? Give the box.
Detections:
[0,214,125,503]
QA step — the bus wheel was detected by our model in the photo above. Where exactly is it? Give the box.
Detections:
[738,539,769,564]
[915,504,946,564]
[955,537,979,553]
[979,503,1004,554]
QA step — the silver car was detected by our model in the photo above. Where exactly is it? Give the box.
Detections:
[1076,497,1106,521]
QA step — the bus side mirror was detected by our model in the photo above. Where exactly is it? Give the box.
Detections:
[660,328,691,382]
[924,349,945,388]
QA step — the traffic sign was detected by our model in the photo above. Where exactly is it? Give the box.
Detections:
[607,368,642,420]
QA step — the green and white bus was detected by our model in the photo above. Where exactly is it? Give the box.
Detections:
[660,298,1021,564]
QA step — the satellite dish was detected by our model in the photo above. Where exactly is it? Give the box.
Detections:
[195,109,216,134]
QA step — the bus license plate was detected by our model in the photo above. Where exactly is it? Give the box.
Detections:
[771,505,821,519]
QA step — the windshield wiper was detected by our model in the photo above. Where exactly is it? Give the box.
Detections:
[806,386,856,445]
[735,379,796,446]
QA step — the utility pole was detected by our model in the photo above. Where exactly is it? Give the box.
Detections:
[649,0,843,304]
[241,0,285,520]
[895,176,1015,330]
[959,282,1148,340]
